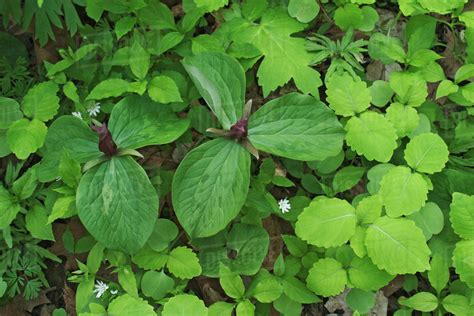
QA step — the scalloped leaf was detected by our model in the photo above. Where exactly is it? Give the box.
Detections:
[326,73,371,117]
[404,132,449,174]
[450,193,474,240]
[306,258,347,297]
[453,240,474,288]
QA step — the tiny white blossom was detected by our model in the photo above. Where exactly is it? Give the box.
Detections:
[87,103,101,117]
[93,280,109,298]
[110,289,118,295]
[72,111,83,120]
[55,176,62,182]
[278,197,291,214]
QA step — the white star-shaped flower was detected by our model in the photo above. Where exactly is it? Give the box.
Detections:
[278,197,291,214]
[87,103,101,117]
[72,111,83,120]
[93,280,109,298]
[110,289,118,295]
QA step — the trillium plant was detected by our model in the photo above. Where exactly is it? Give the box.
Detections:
[173,52,344,238]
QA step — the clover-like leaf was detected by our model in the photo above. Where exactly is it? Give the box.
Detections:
[77,156,158,253]
[172,138,250,238]
[404,133,449,174]
[365,216,431,275]
[295,197,357,248]
[345,111,398,163]
[247,93,345,161]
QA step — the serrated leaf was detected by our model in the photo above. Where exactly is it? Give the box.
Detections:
[247,93,345,161]
[108,95,189,150]
[77,156,158,253]
[450,192,474,240]
[385,103,419,137]
[404,133,449,174]
[345,111,398,163]
[7,118,47,160]
[365,216,431,274]
[296,197,357,248]
[347,256,394,291]
[21,81,59,122]
[379,166,428,217]
[326,73,371,117]
[306,258,347,297]
[230,8,322,96]
[167,246,201,279]
[368,33,405,64]
[407,202,444,240]
[182,52,245,130]
[172,138,250,237]
[162,294,207,316]
[108,294,156,316]
[355,194,383,224]
[453,240,474,288]
[287,0,319,23]
[0,97,22,129]
[390,72,427,107]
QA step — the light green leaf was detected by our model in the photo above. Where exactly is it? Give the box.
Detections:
[141,271,174,301]
[22,81,59,122]
[77,156,158,253]
[148,75,183,104]
[129,40,150,80]
[167,246,201,279]
[390,72,427,107]
[219,264,245,299]
[288,0,319,23]
[118,265,138,297]
[247,93,345,161]
[25,205,54,241]
[365,216,431,274]
[333,166,365,193]
[453,240,474,288]
[407,49,442,67]
[194,0,228,11]
[450,192,474,240]
[192,34,225,54]
[173,138,250,237]
[0,97,22,129]
[346,289,376,314]
[404,132,449,174]
[355,194,383,224]
[350,226,367,258]
[370,80,394,107]
[115,16,136,40]
[385,103,419,137]
[7,118,47,160]
[399,292,438,312]
[455,64,474,83]
[295,197,357,248]
[59,150,81,188]
[250,274,283,303]
[407,202,444,240]
[368,33,405,64]
[12,168,37,200]
[108,95,189,150]
[0,185,21,229]
[86,79,138,100]
[326,73,371,117]
[48,195,76,223]
[282,276,319,303]
[418,0,467,14]
[162,294,207,316]
[428,254,449,294]
[182,52,245,130]
[236,299,255,316]
[306,258,347,297]
[108,294,156,316]
[147,219,178,252]
[230,8,322,96]
[379,166,428,217]
[345,111,398,163]
[282,235,307,257]
[208,302,234,316]
[347,256,394,291]
[132,245,168,270]
[442,294,472,315]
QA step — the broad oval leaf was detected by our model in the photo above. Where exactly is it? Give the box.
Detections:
[182,52,245,130]
[450,192,474,240]
[295,197,357,248]
[365,216,431,275]
[404,132,449,174]
[108,95,189,150]
[248,93,345,161]
[453,240,474,288]
[77,156,158,253]
[172,138,250,237]
[345,111,398,163]
[379,166,428,217]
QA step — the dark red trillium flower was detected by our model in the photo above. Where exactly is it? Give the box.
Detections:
[92,123,117,156]
[229,118,248,140]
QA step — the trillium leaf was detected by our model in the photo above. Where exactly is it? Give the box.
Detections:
[247,93,345,161]
[172,138,250,237]
[379,166,428,217]
[450,193,474,240]
[182,52,245,130]
[365,216,431,275]
[7,118,47,160]
[326,73,371,117]
[453,240,474,288]
[21,81,60,122]
[295,197,357,248]
[0,97,22,129]
[404,133,449,174]
[306,258,347,297]
[108,95,189,150]
[77,156,158,254]
[345,111,398,163]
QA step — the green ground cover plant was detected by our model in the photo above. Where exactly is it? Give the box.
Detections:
[0,0,474,315]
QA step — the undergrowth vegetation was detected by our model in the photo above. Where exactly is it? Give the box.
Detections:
[1,0,474,315]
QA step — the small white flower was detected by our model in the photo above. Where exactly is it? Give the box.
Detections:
[87,103,101,117]
[278,197,291,214]
[55,176,62,182]
[93,280,109,298]
[72,111,83,120]
[110,289,118,295]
